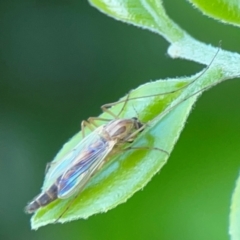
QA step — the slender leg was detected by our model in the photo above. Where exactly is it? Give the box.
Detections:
[101,91,132,118]
[54,195,78,223]
[87,117,113,125]
[81,120,96,138]
[81,116,116,138]
[123,146,170,156]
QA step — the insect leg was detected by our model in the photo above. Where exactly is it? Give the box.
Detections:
[80,91,134,136]
[54,157,108,223]
[54,194,78,223]
[81,120,99,138]
[87,116,113,125]
[99,46,221,110]
[101,90,132,118]
[123,146,170,156]
[81,116,117,139]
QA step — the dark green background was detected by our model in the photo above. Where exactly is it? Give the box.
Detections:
[1,0,240,239]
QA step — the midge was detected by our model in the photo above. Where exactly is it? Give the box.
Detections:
[24,85,182,217]
[25,85,172,216]
[25,117,146,214]
[25,49,219,218]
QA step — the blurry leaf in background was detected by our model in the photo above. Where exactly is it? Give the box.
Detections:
[188,0,240,27]
[89,0,183,41]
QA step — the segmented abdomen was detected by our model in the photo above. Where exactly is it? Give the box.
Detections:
[25,181,58,214]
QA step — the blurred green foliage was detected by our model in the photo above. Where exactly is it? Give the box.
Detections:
[188,0,240,27]
[0,0,240,239]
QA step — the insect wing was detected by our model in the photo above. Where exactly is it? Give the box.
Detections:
[43,126,105,190]
[57,139,115,199]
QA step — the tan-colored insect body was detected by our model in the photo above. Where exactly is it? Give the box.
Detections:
[25,118,144,214]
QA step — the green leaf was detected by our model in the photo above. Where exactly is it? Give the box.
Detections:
[230,172,240,240]
[188,0,240,27]
[89,0,184,42]
[30,65,223,229]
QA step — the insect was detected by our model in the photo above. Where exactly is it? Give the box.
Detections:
[25,48,220,220]
[25,117,145,214]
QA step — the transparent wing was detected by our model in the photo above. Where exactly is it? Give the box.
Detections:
[57,139,115,199]
[43,126,105,189]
